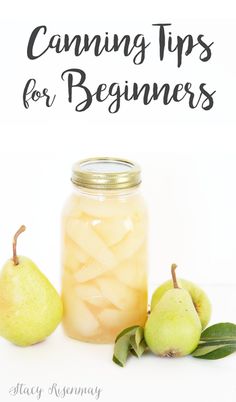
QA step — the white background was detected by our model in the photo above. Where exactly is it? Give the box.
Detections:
[0,1,236,402]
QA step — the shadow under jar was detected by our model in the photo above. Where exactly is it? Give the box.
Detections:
[61,157,148,343]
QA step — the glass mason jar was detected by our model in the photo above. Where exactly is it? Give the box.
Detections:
[61,157,148,343]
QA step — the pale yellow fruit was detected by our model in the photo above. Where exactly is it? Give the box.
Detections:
[97,277,139,310]
[98,307,147,329]
[112,221,146,262]
[145,288,201,357]
[63,295,100,338]
[63,238,88,273]
[113,259,147,290]
[61,190,148,343]
[74,261,114,283]
[75,282,109,308]
[0,257,63,347]
[67,218,117,268]
[151,278,211,329]
[94,217,129,246]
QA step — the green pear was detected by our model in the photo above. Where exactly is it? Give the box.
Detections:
[144,264,202,357]
[0,226,63,346]
[151,276,211,329]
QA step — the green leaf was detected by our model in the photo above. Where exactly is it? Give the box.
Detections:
[192,322,236,360]
[112,326,145,367]
[112,354,124,367]
[201,323,236,341]
[114,325,139,342]
[112,336,130,367]
[197,340,236,347]
[135,326,144,345]
[192,344,236,359]
[192,344,225,356]
[130,327,147,357]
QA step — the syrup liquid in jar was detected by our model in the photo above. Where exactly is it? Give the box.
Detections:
[62,158,148,343]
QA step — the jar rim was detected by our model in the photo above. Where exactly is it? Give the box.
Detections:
[71,157,141,190]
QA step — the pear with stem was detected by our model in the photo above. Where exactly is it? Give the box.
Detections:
[151,273,211,329]
[144,264,202,357]
[0,226,63,346]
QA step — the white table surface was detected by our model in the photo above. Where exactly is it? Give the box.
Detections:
[0,285,236,402]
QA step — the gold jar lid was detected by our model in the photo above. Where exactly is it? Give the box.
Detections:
[71,157,141,190]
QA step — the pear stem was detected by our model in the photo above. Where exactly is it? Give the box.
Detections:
[12,225,26,265]
[171,264,179,289]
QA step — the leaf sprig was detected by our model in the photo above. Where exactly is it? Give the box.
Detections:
[112,326,147,367]
[192,323,236,359]
[113,322,236,367]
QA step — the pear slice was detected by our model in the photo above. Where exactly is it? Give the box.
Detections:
[63,238,88,273]
[113,249,147,290]
[97,277,139,310]
[66,218,117,268]
[94,217,129,246]
[75,282,109,308]
[98,308,147,330]
[74,261,113,283]
[63,295,100,338]
[112,220,146,263]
